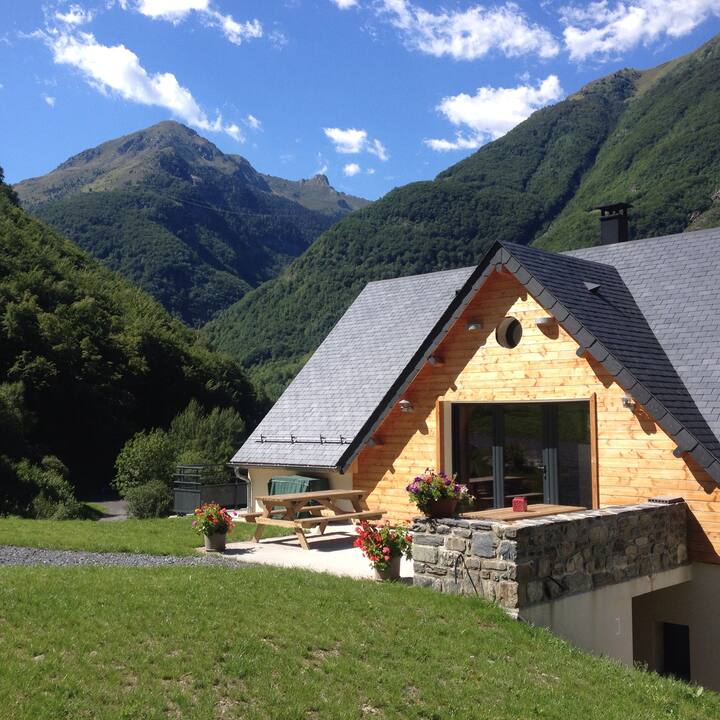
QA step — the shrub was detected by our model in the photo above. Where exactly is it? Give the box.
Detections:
[170,399,245,466]
[16,456,84,520]
[113,428,177,497]
[124,480,173,519]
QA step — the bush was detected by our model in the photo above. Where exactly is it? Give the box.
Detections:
[170,399,245,466]
[124,480,173,519]
[113,429,177,497]
[16,456,84,520]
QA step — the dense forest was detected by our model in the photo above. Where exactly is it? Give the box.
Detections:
[0,166,262,514]
[15,122,367,326]
[206,35,720,400]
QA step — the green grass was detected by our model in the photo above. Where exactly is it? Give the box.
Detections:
[0,566,716,720]
[0,517,288,556]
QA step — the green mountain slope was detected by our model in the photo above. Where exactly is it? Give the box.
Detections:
[205,70,637,398]
[14,122,366,326]
[206,36,720,400]
[536,36,720,250]
[0,168,261,501]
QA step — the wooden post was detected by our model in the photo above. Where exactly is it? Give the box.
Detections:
[589,393,600,508]
[435,399,445,473]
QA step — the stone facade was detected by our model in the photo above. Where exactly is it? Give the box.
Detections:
[412,501,688,614]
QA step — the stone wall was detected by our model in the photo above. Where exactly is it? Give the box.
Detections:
[412,501,688,613]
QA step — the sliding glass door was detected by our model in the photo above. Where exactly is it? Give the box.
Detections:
[452,401,591,510]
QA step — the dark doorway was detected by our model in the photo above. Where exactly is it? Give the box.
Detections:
[452,401,592,510]
[662,622,691,682]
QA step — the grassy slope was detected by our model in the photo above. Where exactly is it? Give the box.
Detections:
[0,518,287,556]
[535,36,720,250]
[205,72,636,400]
[0,566,716,720]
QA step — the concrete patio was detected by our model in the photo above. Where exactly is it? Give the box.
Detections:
[210,522,414,580]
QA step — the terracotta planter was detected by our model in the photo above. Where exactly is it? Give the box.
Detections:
[374,555,401,581]
[423,497,458,518]
[204,532,227,552]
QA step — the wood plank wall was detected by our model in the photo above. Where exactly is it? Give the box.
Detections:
[354,270,720,563]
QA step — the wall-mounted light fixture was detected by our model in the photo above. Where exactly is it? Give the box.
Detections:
[535,316,556,328]
[427,355,444,366]
[399,399,413,413]
[466,320,483,331]
[622,395,636,410]
[367,437,383,448]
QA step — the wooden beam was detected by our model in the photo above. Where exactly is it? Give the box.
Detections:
[589,392,600,509]
[436,399,445,473]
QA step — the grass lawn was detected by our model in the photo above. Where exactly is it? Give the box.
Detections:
[0,517,288,556]
[0,567,717,720]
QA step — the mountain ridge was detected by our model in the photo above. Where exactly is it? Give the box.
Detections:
[14,122,368,326]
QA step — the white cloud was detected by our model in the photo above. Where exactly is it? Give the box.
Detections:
[43,30,242,140]
[55,4,95,25]
[324,127,390,160]
[343,162,362,176]
[43,93,56,107]
[324,127,367,153]
[315,152,329,174]
[561,1,720,60]
[132,0,262,45]
[368,138,389,161]
[331,0,359,8]
[366,167,376,175]
[426,74,563,151]
[244,113,261,130]
[379,0,559,60]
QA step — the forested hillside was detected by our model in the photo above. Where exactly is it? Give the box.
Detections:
[206,35,720,400]
[14,122,366,326]
[0,166,261,509]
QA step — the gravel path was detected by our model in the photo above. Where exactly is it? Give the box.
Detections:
[0,545,241,568]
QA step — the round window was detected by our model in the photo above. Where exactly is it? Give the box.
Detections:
[495,317,522,349]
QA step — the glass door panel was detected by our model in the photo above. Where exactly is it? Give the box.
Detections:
[502,404,545,506]
[556,402,592,506]
[454,405,494,510]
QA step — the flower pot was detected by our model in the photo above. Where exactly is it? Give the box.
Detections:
[204,532,227,552]
[374,555,401,581]
[424,497,458,518]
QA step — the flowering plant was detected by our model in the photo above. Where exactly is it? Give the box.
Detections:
[354,521,412,571]
[192,503,234,537]
[406,468,469,511]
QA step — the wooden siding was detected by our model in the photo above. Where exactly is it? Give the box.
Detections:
[354,270,720,563]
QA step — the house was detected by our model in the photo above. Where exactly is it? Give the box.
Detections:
[232,206,720,689]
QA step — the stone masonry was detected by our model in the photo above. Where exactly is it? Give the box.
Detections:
[412,500,688,614]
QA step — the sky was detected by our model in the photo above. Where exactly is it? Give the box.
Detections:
[1,1,720,200]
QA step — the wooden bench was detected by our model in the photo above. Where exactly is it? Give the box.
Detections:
[246,489,386,550]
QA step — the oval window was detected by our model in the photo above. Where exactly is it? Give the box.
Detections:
[496,317,522,349]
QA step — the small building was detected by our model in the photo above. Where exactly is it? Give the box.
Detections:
[232,208,720,689]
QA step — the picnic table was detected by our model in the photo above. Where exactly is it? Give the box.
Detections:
[246,489,386,550]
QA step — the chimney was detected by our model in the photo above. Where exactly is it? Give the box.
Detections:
[593,202,632,245]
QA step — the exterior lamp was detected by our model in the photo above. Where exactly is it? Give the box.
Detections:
[367,437,383,448]
[535,317,556,327]
[466,320,483,331]
[622,395,636,410]
[427,355,444,366]
[399,399,413,413]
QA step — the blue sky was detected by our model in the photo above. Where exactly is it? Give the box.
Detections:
[2,1,720,199]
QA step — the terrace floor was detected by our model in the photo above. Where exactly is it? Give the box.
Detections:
[210,522,414,580]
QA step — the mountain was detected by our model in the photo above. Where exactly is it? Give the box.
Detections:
[0,166,261,503]
[261,173,370,216]
[14,122,367,326]
[205,35,720,400]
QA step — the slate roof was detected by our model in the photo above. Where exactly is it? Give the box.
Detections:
[232,267,476,468]
[233,226,720,482]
